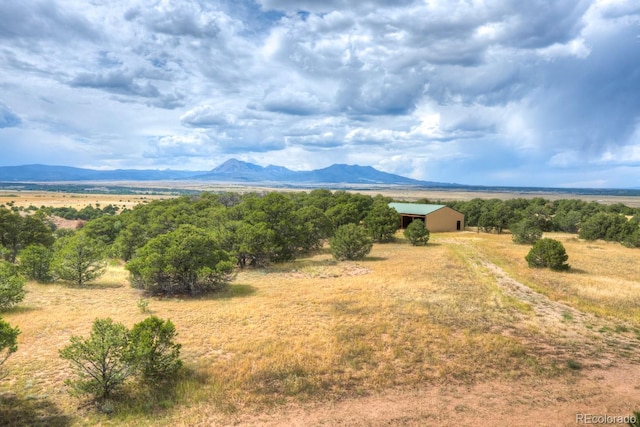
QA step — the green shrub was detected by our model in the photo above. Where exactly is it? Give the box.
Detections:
[622,228,640,248]
[126,225,235,296]
[59,318,135,401]
[363,201,399,242]
[19,244,54,282]
[0,317,20,377]
[60,316,182,405]
[403,219,430,246]
[525,238,570,271]
[128,316,182,384]
[0,261,25,311]
[510,219,542,245]
[329,224,373,261]
[579,212,628,241]
[52,234,107,286]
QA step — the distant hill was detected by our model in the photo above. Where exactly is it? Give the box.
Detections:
[193,159,298,181]
[0,160,455,187]
[0,165,201,181]
[2,162,639,196]
[192,159,448,186]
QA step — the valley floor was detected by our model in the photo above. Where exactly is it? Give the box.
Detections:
[2,231,639,426]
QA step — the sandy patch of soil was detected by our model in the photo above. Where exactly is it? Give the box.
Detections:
[49,216,83,230]
[287,262,372,279]
[482,260,640,367]
[223,363,639,426]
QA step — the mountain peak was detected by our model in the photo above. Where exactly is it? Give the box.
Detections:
[210,158,264,174]
[0,160,454,187]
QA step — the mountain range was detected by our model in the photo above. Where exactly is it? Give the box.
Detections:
[0,159,454,187]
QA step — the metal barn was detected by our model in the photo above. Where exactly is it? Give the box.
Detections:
[389,203,465,232]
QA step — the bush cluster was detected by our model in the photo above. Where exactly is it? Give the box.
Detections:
[403,219,430,246]
[0,317,19,376]
[0,262,25,311]
[511,219,543,245]
[126,225,235,295]
[449,197,640,246]
[329,224,373,261]
[525,238,570,271]
[59,316,182,403]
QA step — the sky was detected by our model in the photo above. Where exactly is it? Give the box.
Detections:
[1,0,639,188]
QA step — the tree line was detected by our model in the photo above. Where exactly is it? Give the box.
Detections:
[1,193,639,294]
[0,190,404,294]
[447,197,640,247]
[1,193,639,295]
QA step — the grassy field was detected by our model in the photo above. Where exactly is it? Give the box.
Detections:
[0,190,169,211]
[1,228,640,425]
[4,184,640,209]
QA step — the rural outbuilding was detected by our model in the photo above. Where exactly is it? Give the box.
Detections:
[389,203,465,232]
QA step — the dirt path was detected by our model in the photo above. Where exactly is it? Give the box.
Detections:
[482,260,640,368]
[206,241,640,427]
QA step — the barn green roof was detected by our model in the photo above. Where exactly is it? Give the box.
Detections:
[388,203,446,216]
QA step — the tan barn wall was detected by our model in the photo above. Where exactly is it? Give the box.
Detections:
[425,207,465,232]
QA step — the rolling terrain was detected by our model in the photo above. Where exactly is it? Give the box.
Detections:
[1,160,639,200]
[1,229,639,425]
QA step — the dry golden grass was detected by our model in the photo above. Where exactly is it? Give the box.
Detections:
[1,231,639,425]
[4,185,640,211]
[474,232,640,324]
[0,190,171,210]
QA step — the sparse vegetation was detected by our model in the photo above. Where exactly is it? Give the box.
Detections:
[0,261,25,310]
[0,317,19,377]
[126,225,235,295]
[137,298,150,313]
[525,238,570,271]
[59,316,182,406]
[52,234,107,286]
[1,189,640,424]
[329,223,373,260]
[403,219,430,245]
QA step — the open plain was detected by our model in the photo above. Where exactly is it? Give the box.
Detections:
[3,183,640,209]
[0,188,639,426]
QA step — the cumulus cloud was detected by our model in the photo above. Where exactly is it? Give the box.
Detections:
[0,1,97,42]
[70,70,160,98]
[261,87,329,115]
[146,127,286,162]
[145,133,215,159]
[124,2,229,38]
[180,105,236,127]
[284,132,342,149]
[1,0,639,186]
